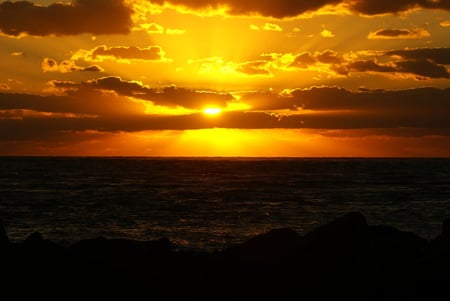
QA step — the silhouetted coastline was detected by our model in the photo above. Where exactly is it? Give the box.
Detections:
[2,212,450,297]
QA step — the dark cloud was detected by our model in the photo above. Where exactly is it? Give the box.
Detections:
[42,58,104,73]
[0,89,147,117]
[349,0,450,15]
[237,91,300,111]
[341,48,450,79]
[384,48,450,79]
[150,0,343,18]
[1,86,450,141]
[368,28,430,39]
[288,53,316,68]
[84,77,147,95]
[395,59,450,79]
[145,85,233,108]
[0,111,281,141]
[384,48,450,65]
[88,45,167,61]
[349,0,421,15]
[376,29,414,37]
[52,76,234,109]
[0,0,132,37]
[284,48,450,79]
[287,50,340,69]
[48,80,81,90]
[83,65,104,72]
[236,61,271,76]
[241,84,450,114]
[316,50,341,64]
[347,59,397,73]
[150,0,450,18]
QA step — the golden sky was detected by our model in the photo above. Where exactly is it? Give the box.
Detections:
[1,0,450,156]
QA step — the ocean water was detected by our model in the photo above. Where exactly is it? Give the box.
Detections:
[1,157,450,250]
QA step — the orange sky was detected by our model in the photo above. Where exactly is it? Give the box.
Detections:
[1,0,450,156]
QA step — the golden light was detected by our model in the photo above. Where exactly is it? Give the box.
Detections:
[203,107,222,115]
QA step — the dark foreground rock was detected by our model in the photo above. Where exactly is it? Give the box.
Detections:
[1,213,450,297]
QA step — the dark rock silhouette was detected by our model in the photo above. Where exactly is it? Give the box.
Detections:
[0,219,9,247]
[413,217,450,296]
[2,212,450,297]
[223,228,302,265]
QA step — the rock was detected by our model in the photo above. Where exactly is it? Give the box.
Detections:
[0,219,9,247]
[3,212,450,297]
[301,211,369,257]
[24,231,44,244]
[442,217,450,237]
[70,236,174,258]
[223,228,302,265]
[368,225,428,264]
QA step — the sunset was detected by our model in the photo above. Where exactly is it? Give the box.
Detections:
[1,0,449,156]
[2,1,450,297]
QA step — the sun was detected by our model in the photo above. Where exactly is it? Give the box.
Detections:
[203,107,222,116]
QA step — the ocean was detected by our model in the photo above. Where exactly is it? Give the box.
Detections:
[1,157,450,250]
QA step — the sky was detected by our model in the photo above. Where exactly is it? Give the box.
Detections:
[0,0,450,157]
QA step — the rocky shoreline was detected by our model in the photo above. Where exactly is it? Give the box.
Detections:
[2,212,450,297]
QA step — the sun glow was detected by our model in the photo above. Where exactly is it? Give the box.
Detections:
[203,107,222,115]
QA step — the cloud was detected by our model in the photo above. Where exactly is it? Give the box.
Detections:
[372,48,450,79]
[0,0,132,38]
[42,58,104,73]
[316,50,341,64]
[133,22,186,35]
[72,45,171,63]
[148,0,450,18]
[165,28,186,35]
[368,28,430,39]
[348,0,450,16]
[1,86,450,142]
[91,78,234,109]
[263,23,283,31]
[150,0,344,18]
[235,90,300,111]
[83,77,148,95]
[395,59,449,79]
[288,53,317,68]
[10,52,24,57]
[83,65,105,72]
[346,59,450,79]
[136,22,165,34]
[341,54,450,79]
[341,48,450,79]
[440,21,450,27]
[217,51,343,76]
[383,48,450,65]
[235,61,272,76]
[320,29,335,38]
[0,87,147,117]
[189,56,273,77]
[285,50,341,71]
[50,76,235,110]
[249,23,283,31]
[238,86,450,117]
[346,59,397,73]
[255,48,450,79]
[0,83,10,91]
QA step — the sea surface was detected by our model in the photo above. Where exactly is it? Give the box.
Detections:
[1,157,450,250]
